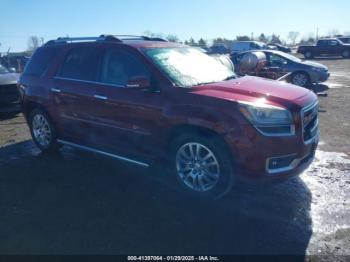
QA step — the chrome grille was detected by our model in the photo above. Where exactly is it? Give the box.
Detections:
[301,101,319,143]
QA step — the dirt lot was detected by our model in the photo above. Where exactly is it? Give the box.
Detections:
[0,58,349,259]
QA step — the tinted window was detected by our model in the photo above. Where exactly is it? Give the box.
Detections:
[330,40,339,46]
[23,47,60,76]
[268,53,288,66]
[318,40,327,46]
[101,48,150,86]
[59,46,103,81]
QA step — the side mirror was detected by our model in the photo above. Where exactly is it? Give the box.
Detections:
[126,75,150,88]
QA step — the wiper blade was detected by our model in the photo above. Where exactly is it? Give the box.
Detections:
[223,75,237,81]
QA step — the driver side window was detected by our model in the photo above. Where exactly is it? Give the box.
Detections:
[101,48,150,87]
[268,54,287,66]
[330,40,339,46]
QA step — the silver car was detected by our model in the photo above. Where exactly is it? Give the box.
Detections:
[0,65,20,113]
[232,50,330,87]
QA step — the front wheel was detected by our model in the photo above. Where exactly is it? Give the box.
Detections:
[292,72,310,87]
[172,134,235,199]
[29,108,60,152]
[342,50,350,58]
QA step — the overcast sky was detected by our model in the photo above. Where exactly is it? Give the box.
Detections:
[1,0,349,52]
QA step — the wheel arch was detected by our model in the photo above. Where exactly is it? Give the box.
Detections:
[166,124,235,164]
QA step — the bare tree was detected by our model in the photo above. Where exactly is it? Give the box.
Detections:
[236,35,250,41]
[27,36,42,52]
[328,29,340,37]
[270,34,282,44]
[258,33,268,43]
[143,30,164,38]
[287,31,300,45]
[166,34,179,42]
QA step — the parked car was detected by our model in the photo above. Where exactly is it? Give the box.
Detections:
[209,44,229,54]
[0,64,20,114]
[231,50,329,87]
[297,38,350,59]
[19,35,319,198]
[270,43,292,53]
[0,55,30,73]
[230,41,268,54]
[337,36,350,44]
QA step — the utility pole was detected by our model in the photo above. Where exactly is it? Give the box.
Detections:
[316,27,319,41]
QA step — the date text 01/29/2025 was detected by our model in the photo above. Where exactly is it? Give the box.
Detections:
[127,256,220,261]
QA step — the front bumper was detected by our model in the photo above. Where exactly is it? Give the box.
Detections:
[224,122,319,182]
[0,102,21,114]
[310,70,330,83]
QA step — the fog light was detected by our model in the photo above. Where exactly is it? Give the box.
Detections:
[267,154,297,170]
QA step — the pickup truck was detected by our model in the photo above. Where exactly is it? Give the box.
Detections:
[297,38,350,59]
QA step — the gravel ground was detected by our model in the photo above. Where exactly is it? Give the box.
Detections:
[0,58,349,259]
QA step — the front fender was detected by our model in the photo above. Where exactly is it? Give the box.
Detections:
[163,104,241,135]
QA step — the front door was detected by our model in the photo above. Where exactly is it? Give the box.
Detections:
[89,47,166,160]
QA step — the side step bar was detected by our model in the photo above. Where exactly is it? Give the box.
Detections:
[57,139,150,168]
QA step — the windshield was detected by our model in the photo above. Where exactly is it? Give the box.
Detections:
[275,51,302,62]
[145,47,235,87]
[0,65,10,74]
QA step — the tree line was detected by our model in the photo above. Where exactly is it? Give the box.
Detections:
[22,29,349,53]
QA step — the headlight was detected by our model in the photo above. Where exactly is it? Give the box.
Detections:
[311,67,325,72]
[238,101,295,136]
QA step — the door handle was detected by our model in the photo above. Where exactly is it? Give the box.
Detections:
[94,94,108,100]
[51,88,61,93]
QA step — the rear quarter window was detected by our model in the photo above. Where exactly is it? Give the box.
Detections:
[23,46,60,77]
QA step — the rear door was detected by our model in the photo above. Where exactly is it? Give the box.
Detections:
[51,45,104,144]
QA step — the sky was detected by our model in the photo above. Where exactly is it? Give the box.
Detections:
[1,0,349,52]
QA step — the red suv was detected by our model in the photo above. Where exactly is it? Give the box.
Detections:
[19,35,319,198]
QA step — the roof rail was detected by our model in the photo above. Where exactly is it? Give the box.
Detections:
[44,35,168,45]
[106,35,168,42]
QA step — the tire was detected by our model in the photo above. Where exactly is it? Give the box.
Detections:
[170,133,235,199]
[304,51,313,59]
[29,108,60,152]
[292,72,310,87]
[342,50,350,58]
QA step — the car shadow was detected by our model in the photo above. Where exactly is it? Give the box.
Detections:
[0,141,312,257]
[0,112,21,121]
[309,83,330,94]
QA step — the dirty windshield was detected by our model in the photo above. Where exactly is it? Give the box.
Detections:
[145,47,235,87]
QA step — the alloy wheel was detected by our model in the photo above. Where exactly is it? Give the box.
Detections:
[176,142,220,192]
[293,73,308,87]
[32,114,52,147]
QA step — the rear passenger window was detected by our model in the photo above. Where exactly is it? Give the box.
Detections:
[23,47,60,76]
[58,47,103,81]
